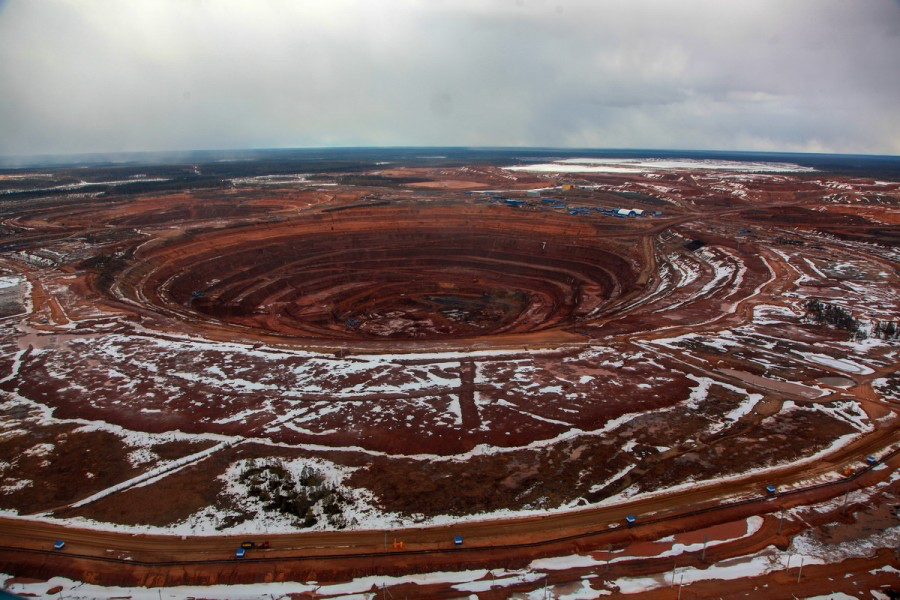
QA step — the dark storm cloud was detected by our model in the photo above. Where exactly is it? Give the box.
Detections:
[0,0,898,157]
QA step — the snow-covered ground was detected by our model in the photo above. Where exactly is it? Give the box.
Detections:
[0,569,497,600]
[505,158,816,174]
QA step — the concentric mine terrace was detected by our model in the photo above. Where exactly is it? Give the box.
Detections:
[117,206,641,343]
[0,151,898,598]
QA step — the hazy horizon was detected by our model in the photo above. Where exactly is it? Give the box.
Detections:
[4,145,900,172]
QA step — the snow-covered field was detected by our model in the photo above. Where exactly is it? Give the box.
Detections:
[505,158,817,174]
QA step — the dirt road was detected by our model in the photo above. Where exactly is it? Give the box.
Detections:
[1,443,896,588]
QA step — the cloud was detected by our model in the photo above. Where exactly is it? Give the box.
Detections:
[1,0,898,157]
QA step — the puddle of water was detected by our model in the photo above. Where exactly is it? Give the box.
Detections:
[817,376,854,388]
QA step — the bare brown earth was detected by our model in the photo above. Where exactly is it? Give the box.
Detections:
[0,161,898,597]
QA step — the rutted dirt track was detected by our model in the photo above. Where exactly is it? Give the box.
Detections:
[0,155,898,597]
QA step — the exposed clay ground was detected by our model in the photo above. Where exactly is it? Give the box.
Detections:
[0,152,898,598]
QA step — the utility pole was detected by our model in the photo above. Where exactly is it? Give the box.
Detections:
[797,557,804,583]
[677,573,685,600]
[841,489,850,515]
[778,508,785,534]
[606,543,612,572]
[701,534,709,562]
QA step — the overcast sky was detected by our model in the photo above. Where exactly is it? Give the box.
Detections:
[1,0,898,158]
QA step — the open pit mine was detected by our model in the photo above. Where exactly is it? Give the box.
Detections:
[0,150,898,598]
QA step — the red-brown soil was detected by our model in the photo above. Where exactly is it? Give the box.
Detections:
[0,160,897,597]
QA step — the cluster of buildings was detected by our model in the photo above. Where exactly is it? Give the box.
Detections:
[470,190,660,219]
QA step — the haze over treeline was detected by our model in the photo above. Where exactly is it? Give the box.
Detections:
[1,0,898,158]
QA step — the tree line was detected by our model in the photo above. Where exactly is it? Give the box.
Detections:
[805,299,898,341]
